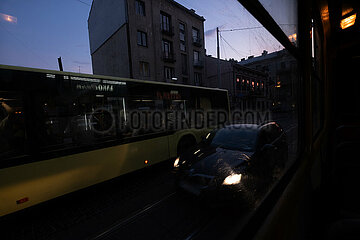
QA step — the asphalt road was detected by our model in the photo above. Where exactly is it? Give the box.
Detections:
[0,113,298,240]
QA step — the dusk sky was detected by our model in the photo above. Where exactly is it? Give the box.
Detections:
[0,0,296,74]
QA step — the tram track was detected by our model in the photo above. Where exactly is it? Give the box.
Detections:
[90,192,177,240]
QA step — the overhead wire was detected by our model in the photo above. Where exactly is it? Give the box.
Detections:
[219,34,248,60]
[75,0,91,6]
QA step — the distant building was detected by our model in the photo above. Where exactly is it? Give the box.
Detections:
[88,0,206,86]
[205,56,270,111]
[239,49,298,112]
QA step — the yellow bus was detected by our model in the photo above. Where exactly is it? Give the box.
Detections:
[0,65,229,216]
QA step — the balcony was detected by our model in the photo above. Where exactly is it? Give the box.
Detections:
[162,51,176,63]
[160,24,174,36]
[193,59,204,68]
[192,36,202,47]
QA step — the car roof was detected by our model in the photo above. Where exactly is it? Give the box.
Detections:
[224,124,260,130]
[222,122,281,131]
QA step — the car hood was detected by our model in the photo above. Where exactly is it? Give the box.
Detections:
[187,147,254,176]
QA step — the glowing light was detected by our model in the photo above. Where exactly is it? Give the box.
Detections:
[194,149,200,155]
[288,33,297,42]
[16,197,29,204]
[342,8,354,17]
[0,13,17,23]
[223,174,242,185]
[144,160,149,164]
[205,133,211,139]
[174,157,180,167]
[341,13,356,29]
[321,6,329,21]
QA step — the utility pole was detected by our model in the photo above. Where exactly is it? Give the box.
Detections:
[217,27,221,88]
[57,57,63,71]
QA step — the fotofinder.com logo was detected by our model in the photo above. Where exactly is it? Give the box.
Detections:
[119,109,271,132]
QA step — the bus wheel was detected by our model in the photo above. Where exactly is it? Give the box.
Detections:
[177,135,196,155]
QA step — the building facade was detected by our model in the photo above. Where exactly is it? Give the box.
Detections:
[88,0,206,86]
[239,49,298,112]
[205,56,270,111]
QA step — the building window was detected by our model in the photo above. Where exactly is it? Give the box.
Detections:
[192,27,201,46]
[162,40,174,61]
[137,31,147,47]
[135,0,145,16]
[160,12,171,32]
[181,54,188,75]
[193,50,200,63]
[180,42,186,52]
[179,22,186,51]
[162,40,171,55]
[139,61,149,77]
[164,67,174,80]
[194,72,202,86]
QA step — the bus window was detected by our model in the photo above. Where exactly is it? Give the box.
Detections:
[30,76,126,151]
[199,97,211,111]
[127,97,165,136]
[0,93,26,159]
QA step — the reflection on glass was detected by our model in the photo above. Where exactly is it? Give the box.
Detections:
[340,13,357,29]
[258,0,298,44]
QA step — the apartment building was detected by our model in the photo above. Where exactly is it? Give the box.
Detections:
[205,56,270,111]
[239,49,298,112]
[88,0,205,85]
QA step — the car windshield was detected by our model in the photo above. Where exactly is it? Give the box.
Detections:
[209,127,258,151]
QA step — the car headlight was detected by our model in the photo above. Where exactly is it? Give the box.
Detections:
[174,157,180,168]
[222,174,242,185]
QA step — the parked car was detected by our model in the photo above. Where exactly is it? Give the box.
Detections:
[174,123,288,201]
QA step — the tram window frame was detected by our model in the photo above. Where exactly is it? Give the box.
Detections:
[311,16,325,138]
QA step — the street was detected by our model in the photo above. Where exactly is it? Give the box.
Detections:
[0,113,298,240]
